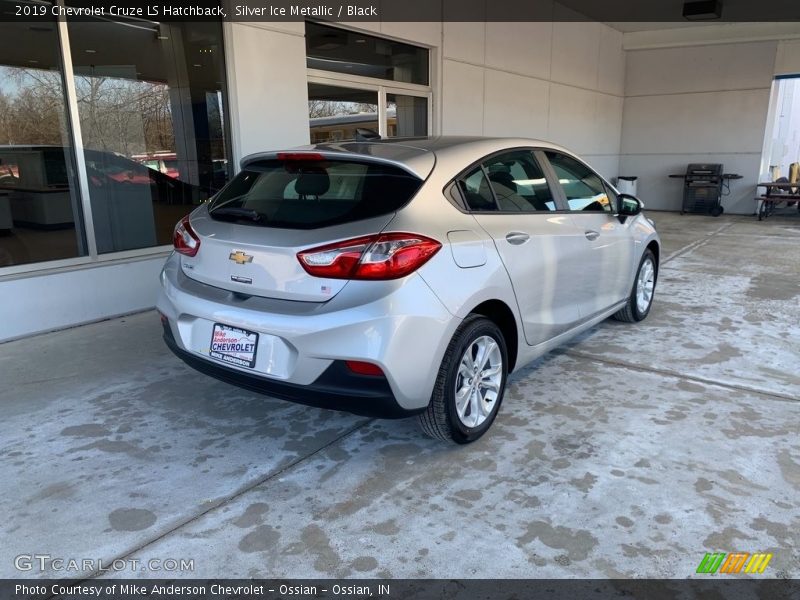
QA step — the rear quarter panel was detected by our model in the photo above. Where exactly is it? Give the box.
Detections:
[388,173,526,365]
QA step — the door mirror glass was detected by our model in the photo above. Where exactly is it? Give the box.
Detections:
[618,194,642,216]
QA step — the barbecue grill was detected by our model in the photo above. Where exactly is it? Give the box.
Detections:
[669,164,741,216]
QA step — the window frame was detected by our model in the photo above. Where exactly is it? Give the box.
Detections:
[305,21,430,87]
[306,72,432,140]
[305,22,433,141]
[0,4,233,279]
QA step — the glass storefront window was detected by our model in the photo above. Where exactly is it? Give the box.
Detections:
[65,16,229,253]
[306,22,429,86]
[308,83,379,143]
[386,93,428,137]
[0,1,86,268]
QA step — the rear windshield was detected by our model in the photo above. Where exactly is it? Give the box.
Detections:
[208,158,423,229]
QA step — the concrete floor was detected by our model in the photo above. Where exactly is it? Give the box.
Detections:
[1,212,798,579]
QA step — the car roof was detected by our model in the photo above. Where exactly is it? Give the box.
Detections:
[316,136,567,153]
[241,136,576,180]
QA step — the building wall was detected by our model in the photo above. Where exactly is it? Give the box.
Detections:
[224,21,312,158]
[765,77,800,178]
[619,39,800,214]
[0,22,312,343]
[0,256,166,342]
[20,18,800,340]
[223,8,626,178]
[441,11,626,179]
[0,15,627,342]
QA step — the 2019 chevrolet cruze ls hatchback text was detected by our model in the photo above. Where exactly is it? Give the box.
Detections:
[158,137,660,443]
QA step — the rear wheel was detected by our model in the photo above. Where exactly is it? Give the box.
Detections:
[613,249,657,323]
[418,316,507,444]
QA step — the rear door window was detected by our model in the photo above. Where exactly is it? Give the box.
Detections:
[484,151,556,212]
[209,157,422,229]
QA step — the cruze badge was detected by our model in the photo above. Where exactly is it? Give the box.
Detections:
[229,250,253,265]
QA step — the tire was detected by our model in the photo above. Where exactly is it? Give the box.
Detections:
[418,315,508,444]
[710,205,723,217]
[613,249,658,323]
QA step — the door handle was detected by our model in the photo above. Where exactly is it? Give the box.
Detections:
[584,230,600,241]
[505,232,530,245]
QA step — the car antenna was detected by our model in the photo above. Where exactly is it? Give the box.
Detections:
[354,128,381,141]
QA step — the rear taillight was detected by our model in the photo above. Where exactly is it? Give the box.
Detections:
[173,215,200,257]
[297,232,441,280]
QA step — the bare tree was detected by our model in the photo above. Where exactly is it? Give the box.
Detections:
[308,99,378,118]
[0,66,176,155]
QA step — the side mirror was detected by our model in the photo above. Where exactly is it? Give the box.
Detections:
[618,193,643,219]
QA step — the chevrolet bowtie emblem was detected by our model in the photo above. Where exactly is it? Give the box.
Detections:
[229,250,253,265]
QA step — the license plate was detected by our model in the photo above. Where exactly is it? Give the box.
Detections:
[209,323,258,369]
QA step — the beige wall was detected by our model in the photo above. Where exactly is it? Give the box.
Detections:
[223,21,311,160]
[223,16,800,215]
[620,37,800,214]
[224,5,626,179]
[441,10,625,179]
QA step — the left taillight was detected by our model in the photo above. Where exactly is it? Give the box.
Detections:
[297,232,441,280]
[173,215,200,257]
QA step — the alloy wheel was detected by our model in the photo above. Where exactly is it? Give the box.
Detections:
[636,257,655,314]
[454,335,503,428]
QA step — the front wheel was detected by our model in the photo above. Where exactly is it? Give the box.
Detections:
[613,249,657,323]
[418,316,507,444]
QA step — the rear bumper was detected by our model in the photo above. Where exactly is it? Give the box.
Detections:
[157,253,459,411]
[162,323,422,418]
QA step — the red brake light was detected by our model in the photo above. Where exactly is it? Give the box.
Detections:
[173,215,200,257]
[297,232,441,280]
[276,152,325,161]
[345,360,385,377]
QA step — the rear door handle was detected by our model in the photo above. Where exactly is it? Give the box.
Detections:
[505,232,530,245]
[584,230,600,241]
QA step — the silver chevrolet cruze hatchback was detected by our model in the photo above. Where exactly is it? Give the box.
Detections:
[158,137,660,443]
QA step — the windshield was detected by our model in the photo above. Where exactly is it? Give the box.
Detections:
[209,158,423,230]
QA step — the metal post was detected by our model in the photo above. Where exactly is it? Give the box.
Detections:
[377,87,387,138]
[55,0,98,258]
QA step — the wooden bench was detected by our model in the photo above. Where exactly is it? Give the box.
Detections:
[756,182,800,220]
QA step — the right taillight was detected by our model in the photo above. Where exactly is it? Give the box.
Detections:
[173,215,200,257]
[297,232,441,280]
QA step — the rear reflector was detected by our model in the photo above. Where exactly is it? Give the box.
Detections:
[297,232,441,280]
[345,360,385,377]
[173,215,200,257]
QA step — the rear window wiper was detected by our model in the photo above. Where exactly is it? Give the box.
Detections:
[211,206,264,223]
